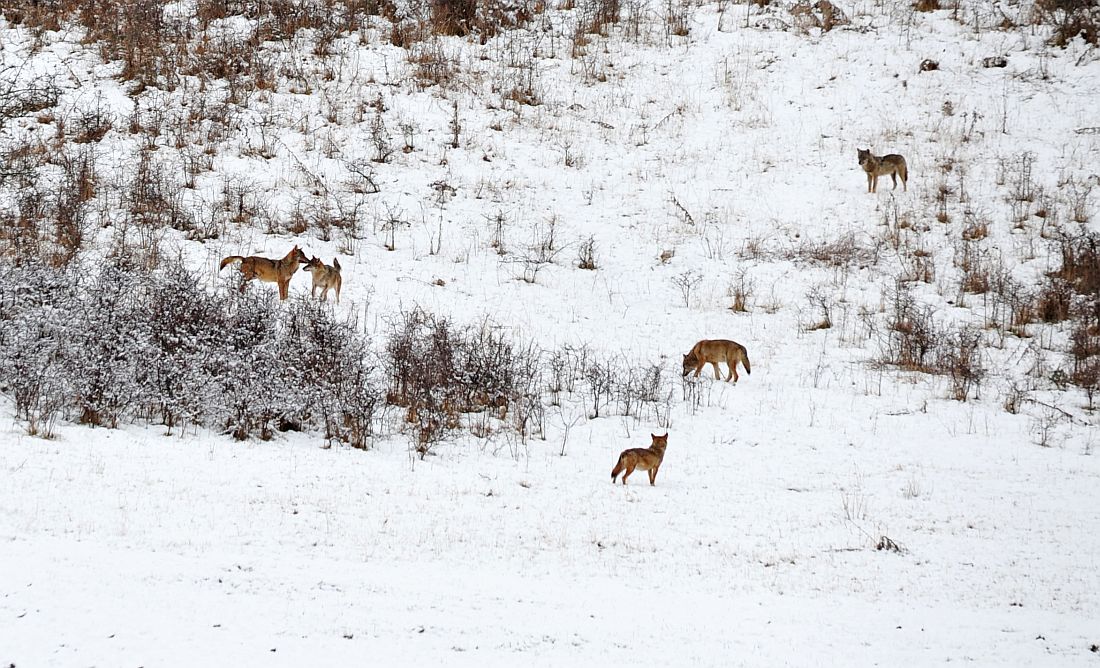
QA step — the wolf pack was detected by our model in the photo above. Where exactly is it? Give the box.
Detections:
[220,149,906,485]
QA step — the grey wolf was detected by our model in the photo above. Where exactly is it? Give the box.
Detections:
[611,433,669,486]
[219,245,308,300]
[857,148,908,193]
[682,339,752,382]
[302,256,343,304]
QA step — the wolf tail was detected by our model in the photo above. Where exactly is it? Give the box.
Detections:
[611,456,624,482]
[333,257,341,272]
[743,350,752,375]
[219,256,243,270]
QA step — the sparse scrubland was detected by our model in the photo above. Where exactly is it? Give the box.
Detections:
[1,0,1099,664]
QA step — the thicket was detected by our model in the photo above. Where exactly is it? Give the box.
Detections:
[0,258,380,444]
[1034,0,1100,47]
[0,259,676,445]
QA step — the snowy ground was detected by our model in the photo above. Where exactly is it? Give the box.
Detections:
[3,399,1099,665]
[2,0,1100,665]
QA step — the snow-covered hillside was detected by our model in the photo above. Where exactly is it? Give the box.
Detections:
[1,0,1099,664]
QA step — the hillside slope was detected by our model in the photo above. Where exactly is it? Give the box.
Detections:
[1,1,1099,664]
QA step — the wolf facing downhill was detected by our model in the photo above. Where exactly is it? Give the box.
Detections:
[857,148,908,193]
[219,245,308,300]
[302,256,343,304]
[611,433,669,486]
[681,339,751,383]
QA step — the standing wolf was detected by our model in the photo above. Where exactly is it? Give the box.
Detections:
[302,256,343,304]
[219,245,308,300]
[682,339,751,383]
[611,433,669,486]
[857,148,908,193]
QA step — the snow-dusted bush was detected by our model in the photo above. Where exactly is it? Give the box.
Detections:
[282,298,380,449]
[215,287,287,440]
[0,262,80,437]
[69,264,146,428]
[140,258,227,432]
[0,257,385,444]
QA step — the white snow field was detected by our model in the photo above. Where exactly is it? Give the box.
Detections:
[2,0,1100,665]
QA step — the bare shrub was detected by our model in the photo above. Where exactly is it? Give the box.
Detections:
[670,270,703,308]
[368,96,395,163]
[128,150,192,231]
[578,0,622,34]
[1067,178,1094,224]
[500,59,544,107]
[514,217,564,283]
[804,284,834,331]
[0,71,61,122]
[253,0,338,41]
[78,0,184,90]
[577,235,599,270]
[792,232,880,269]
[615,361,673,422]
[410,40,459,89]
[1053,232,1100,293]
[426,0,538,39]
[429,0,478,36]
[50,147,98,264]
[583,355,615,418]
[880,284,939,372]
[938,326,985,401]
[1007,152,1037,203]
[899,250,935,285]
[961,217,989,241]
[663,0,692,40]
[955,242,992,295]
[378,202,408,251]
[1072,356,1100,409]
[343,157,381,195]
[1034,0,1100,47]
[71,98,114,144]
[728,270,754,312]
[384,308,536,454]
[1035,278,1074,323]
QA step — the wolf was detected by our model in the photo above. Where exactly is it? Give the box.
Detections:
[302,256,343,304]
[857,148,908,193]
[611,433,669,486]
[682,339,752,383]
[219,245,308,300]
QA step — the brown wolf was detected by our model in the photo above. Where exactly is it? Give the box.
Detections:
[682,339,752,382]
[857,148,908,193]
[219,245,308,300]
[302,256,343,304]
[611,433,669,486]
